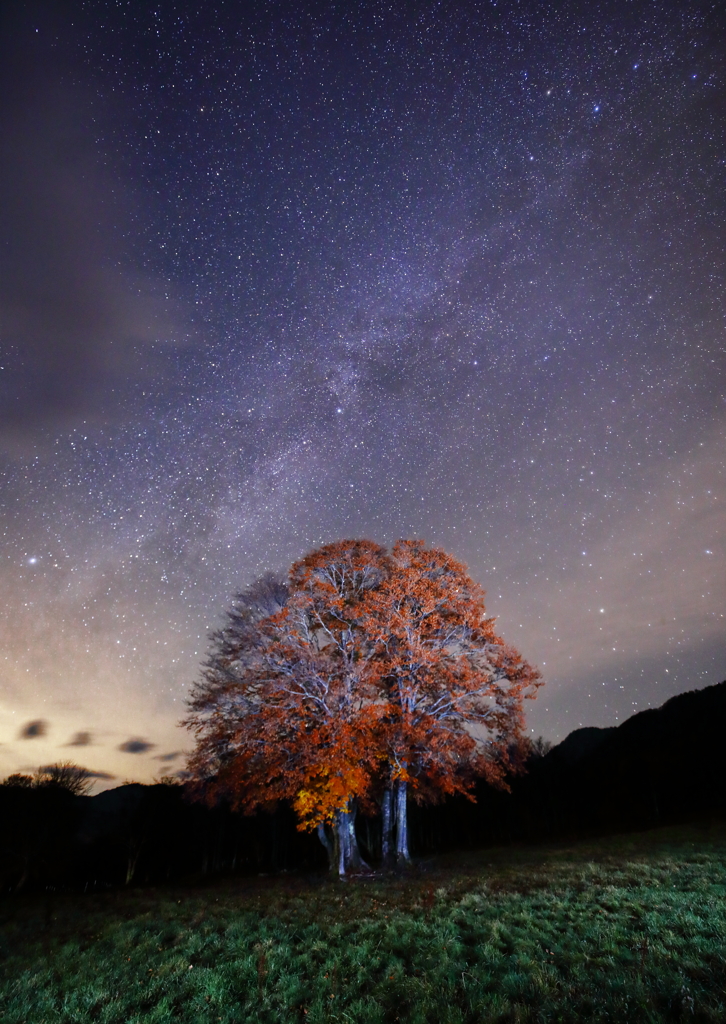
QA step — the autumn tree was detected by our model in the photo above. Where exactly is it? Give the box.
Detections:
[186,542,388,875]
[186,539,541,874]
[365,540,542,863]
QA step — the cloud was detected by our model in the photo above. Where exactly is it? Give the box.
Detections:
[0,4,187,446]
[153,751,181,762]
[19,718,47,739]
[39,764,116,783]
[67,731,92,746]
[118,738,155,754]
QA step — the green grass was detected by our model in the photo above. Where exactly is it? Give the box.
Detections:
[2,824,726,1023]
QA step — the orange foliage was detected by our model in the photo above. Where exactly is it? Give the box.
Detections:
[186,541,388,830]
[185,538,541,836]
[364,540,542,803]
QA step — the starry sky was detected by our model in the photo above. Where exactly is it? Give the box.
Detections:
[1,0,724,789]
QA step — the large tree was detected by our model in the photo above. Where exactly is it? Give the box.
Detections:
[186,541,388,874]
[365,540,541,863]
[186,539,541,874]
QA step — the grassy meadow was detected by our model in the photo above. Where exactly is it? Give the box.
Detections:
[1,823,725,1023]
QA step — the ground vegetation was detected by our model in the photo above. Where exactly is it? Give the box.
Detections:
[1,825,725,1023]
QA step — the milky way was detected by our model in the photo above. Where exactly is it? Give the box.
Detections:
[1,0,724,787]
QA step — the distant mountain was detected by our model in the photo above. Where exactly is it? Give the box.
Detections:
[544,725,616,767]
[408,680,726,851]
[548,680,726,767]
[523,679,726,836]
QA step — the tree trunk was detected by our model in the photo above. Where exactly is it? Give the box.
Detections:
[316,822,335,870]
[314,802,372,877]
[381,787,395,869]
[337,808,348,875]
[319,803,370,876]
[345,803,370,872]
[395,779,411,865]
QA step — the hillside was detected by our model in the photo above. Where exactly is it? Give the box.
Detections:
[407,680,726,851]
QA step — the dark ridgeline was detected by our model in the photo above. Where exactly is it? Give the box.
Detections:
[1,681,724,892]
[408,679,726,853]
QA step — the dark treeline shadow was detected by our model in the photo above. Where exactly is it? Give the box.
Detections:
[0,783,326,893]
[1,681,725,893]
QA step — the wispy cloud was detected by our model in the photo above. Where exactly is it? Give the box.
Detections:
[19,719,47,739]
[67,731,92,747]
[118,738,155,754]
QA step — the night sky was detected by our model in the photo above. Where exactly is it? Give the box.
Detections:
[1,0,724,789]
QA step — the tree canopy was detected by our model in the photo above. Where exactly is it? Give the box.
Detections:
[185,539,541,874]
[1,761,93,796]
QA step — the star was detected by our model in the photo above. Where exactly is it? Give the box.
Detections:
[0,0,722,785]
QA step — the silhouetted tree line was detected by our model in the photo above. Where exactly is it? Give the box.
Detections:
[2,681,724,893]
[0,780,325,893]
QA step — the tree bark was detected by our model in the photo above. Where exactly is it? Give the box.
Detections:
[395,778,410,864]
[321,803,370,876]
[316,822,334,870]
[316,803,372,876]
[345,803,370,872]
[336,808,348,875]
[381,787,395,869]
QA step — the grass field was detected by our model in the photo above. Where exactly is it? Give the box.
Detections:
[1,823,725,1023]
